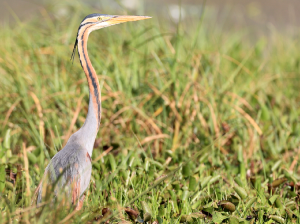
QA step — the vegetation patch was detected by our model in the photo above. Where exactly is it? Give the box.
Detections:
[1,2,300,223]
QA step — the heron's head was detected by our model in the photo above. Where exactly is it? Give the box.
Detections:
[79,13,151,32]
[71,13,151,61]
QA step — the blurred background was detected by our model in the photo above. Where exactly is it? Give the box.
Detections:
[0,0,299,36]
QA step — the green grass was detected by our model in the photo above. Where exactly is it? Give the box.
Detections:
[1,1,300,223]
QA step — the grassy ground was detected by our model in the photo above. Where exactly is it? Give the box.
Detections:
[1,1,300,223]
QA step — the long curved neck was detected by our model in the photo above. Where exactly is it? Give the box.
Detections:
[77,28,101,156]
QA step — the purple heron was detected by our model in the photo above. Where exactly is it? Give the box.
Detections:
[36,13,151,210]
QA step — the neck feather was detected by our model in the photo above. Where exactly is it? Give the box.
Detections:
[76,26,101,155]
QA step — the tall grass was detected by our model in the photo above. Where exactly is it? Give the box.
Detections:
[1,1,300,223]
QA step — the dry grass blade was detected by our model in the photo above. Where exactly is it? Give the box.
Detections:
[178,82,193,108]
[62,95,84,146]
[153,107,163,117]
[218,146,229,155]
[135,119,152,135]
[26,146,36,152]
[2,98,21,130]
[138,93,154,108]
[246,122,255,159]
[289,148,300,171]
[57,209,78,224]
[133,107,163,134]
[234,105,262,136]
[171,120,180,152]
[11,201,50,217]
[227,92,254,111]
[148,84,182,121]
[30,91,45,140]
[220,132,235,146]
[93,146,113,162]
[110,106,131,122]
[163,36,175,54]
[140,134,170,145]
[222,54,252,76]
[199,97,220,138]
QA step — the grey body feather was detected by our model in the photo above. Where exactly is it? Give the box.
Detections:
[37,95,99,204]
[37,134,92,204]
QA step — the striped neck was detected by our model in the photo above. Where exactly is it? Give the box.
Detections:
[76,27,101,155]
[77,29,101,129]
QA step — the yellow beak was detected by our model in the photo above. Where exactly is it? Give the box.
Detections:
[107,15,151,25]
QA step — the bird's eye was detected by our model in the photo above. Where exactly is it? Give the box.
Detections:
[97,17,103,21]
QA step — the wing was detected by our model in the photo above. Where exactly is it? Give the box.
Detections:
[36,142,92,205]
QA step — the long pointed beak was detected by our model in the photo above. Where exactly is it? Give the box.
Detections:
[107,15,151,25]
